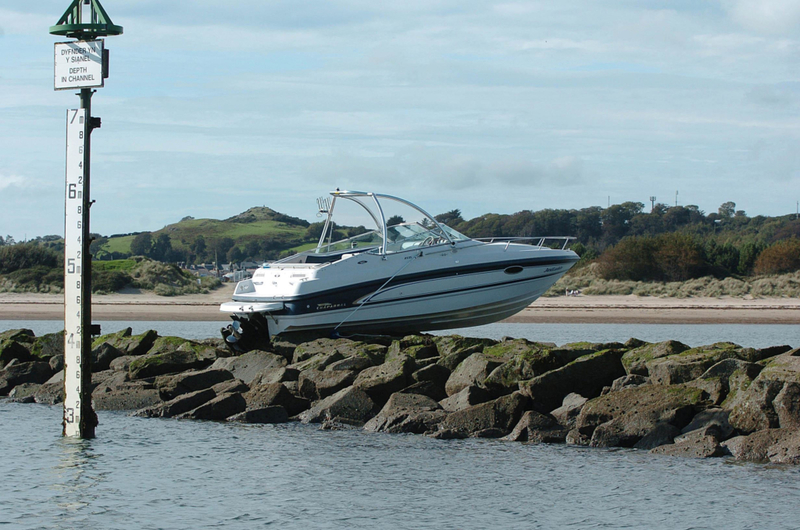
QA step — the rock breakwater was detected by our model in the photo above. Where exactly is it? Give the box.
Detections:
[2,327,799,465]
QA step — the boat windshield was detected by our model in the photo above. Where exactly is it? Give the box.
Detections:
[318,221,469,255]
[385,222,468,252]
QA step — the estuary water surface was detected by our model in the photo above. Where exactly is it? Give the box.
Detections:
[1,320,799,349]
[2,401,800,530]
[2,320,799,529]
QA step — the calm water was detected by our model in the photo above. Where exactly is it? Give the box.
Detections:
[1,401,799,529]
[2,320,798,349]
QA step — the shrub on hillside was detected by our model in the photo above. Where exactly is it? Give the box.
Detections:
[128,257,221,295]
[753,238,800,275]
[654,233,706,281]
[92,270,131,293]
[596,236,659,281]
[3,266,63,292]
[597,234,706,282]
[0,244,60,273]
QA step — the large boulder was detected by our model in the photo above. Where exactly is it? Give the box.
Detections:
[291,350,344,372]
[0,329,36,368]
[297,369,356,400]
[250,366,299,386]
[650,430,725,458]
[519,349,626,413]
[434,335,496,370]
[91,369,128,391]
[386,336,439,363]
[292,338,387,365]
[128,348,214,380]
[91,328,157,357]
[437,392,530,437]
[444,353,503,396]
[621,340,689,376]
[109,355,137,372]
[211,350,287,384]
[632,423,681,450]
[482,340,587,393]
[244,382,310,416]
[353,355,415,405]
[297,386,377,424]
[34,381,65,404]
[155,368,235,400]
[212,378,249,396]
[0,328,35,343]
[439,385,492,412]
[291,337,348,363]
[550,393,588,430]
[133,388,217,418]
[176,392,246,421]
[503,410,569,443]
[364,393,446,434]
[0,361,54,395]
[228,406,289,424]
[687,359,762,406]
[645,342,765,386]
[91,343,125,372]
[434,335,496,357]
[0,337,35,368]
[723,428,800,464]
[728,349,800,433]
[412,363,451,390]
[562,341,626,353]
[8,382,41,402]
[575,383,708,448]
[30,332,64,362]
[92,380,161,410]
[149,336,221,361]
[680,408,734,440]
[325,356,374,373]
[398,381,448,402]
[608,374,649,393]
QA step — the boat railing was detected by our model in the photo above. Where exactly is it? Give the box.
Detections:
[474,236,576,250]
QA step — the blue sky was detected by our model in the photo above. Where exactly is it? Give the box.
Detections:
[2,1,799,240]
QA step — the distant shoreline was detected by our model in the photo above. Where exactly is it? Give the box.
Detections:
[1,288,799,324]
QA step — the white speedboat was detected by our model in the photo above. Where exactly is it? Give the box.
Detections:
[220,190,579,349]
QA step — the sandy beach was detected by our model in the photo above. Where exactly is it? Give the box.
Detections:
[1,285,799,324]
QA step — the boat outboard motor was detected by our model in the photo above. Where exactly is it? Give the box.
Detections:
[220,315,271,354]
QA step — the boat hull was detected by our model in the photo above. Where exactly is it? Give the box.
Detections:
[224,256,574,337]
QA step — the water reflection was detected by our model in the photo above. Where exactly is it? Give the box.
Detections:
[51,437,106,522]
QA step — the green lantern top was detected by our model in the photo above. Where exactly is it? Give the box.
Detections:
[50,0,123,39]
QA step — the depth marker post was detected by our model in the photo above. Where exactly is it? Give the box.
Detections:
[51,0,122,438]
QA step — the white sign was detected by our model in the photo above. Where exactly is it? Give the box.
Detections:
[55,40,104,90]
[63,108,86,437]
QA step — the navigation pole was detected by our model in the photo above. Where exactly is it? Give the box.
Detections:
[51,0,122,438]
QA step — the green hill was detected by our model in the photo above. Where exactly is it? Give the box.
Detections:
[95,207,313,264]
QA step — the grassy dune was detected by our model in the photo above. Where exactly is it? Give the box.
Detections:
[547,263,800,298]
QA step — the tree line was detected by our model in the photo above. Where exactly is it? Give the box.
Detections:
[436,201,800,280]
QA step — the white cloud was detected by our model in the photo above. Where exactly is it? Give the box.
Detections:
[0,173,25,191]
[721,0,800,34]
